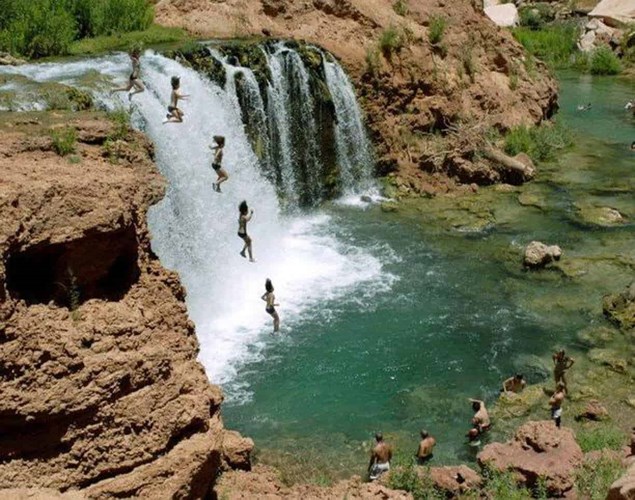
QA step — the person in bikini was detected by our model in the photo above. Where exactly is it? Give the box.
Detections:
[238,200,255,262]
[368,433,392,481]
[209,135,229,192]
[112,48,145,101]
[261,279,280,333]
[163,76,189,124]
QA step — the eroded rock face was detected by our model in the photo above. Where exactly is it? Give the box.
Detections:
[608,462,635,500]
[428,465,482,496]
[477,420,583,496]
[155,0,558,193]
[523,241,562,268]
[0,113,248,497]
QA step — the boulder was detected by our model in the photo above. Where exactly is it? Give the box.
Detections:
[477,421,583,496]
[0,52,26,66]
[428,466,482,496]
[222,430,254,471]
[578,29,598,52]
[575,400,609,421]
[485,4,520,27]
[589,0,635,27]
[523,241,562,269]
[608,462,635,500]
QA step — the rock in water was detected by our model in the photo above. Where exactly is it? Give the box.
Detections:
[523,241,562,269]
[477,421,583,496]
[484,4,520,27]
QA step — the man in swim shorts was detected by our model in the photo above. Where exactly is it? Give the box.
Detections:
[416,429,436,464]
[368,432,392,481]
[549,382,566,428]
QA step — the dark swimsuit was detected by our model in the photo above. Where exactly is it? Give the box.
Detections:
[266,306,275,314]
[238,231,247,239]
[212,163,221,171]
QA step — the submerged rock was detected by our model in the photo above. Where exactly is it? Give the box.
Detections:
[603,281,635,331]
[523,241,562,269]
[588,348,631,373]
[576,204,625,226]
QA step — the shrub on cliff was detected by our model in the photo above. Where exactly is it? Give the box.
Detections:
[512,23,579,68]
[504,120,572,163]
[379,26,405,57]
[50,127,77,156]
[588,47,622,75]
[387,460,444,499]
[575,452,625,500]
[428,15,447,45]
[576,426,625,453]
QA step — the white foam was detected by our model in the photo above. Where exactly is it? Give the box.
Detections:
[1,52,394,402]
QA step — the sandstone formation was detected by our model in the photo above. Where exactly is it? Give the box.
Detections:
[523,241,562,268]
[215,465,412,499]
[589,0,635,27]
[575,399,609,421]
[156,0,558,192]
[477,420,583,496]
[428,465,482,496]
[0,113,250,497]
[608,462,635,500]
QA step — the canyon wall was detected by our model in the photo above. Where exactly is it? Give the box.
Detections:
[0,113,251,498]
[156,0,558,192]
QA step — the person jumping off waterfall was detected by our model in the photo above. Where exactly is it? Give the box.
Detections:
[238,200,255,262]
[112,48,145,101]
[163,76,189,124]
[209,135,229,192]
[261,279,280,333]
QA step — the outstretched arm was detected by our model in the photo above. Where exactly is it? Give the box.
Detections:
[566,358,575,369]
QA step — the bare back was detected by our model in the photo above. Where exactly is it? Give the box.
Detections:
[417,437,436,458]
[372,442,392,464]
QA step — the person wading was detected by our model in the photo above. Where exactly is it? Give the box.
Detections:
[416,429,436,464]
[368,432,392,481]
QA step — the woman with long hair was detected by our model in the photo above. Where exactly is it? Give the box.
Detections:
[261,278,280,333]
[238,200,255,262]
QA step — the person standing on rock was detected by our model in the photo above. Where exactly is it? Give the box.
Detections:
[261,278,280,333]
[163,76,189,124]
[209,135,228,192]
[238,200,255,262]
[368,432,392,481]
[552,350,575,391]
[466,399,491,443]
[501,374,526,395]
[112,48,145,101]
[549,382,566,428]
[416,429,436,464]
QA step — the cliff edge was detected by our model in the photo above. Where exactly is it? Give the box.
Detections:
[0,112,251,498]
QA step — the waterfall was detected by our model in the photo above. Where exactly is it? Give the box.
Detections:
[184,41,375,207]
[0,50,388,401]
[323,54,375,192]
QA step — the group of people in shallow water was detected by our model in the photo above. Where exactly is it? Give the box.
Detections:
[367,349,576,482]
[113,49,281,333]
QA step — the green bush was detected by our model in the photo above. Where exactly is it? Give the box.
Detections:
[518,4,554,30]
[576,426,626,453]
[504,120,572,163]
[50,127,77,156]
[365,47,381,76]
[0,0,154,58]
[393,0,408,16]
[512,23,579,68]
[576,453,625,500]
[589,46,622,75]
[379,26,404,56]
[428,15,447,45]
[387,460,444,500]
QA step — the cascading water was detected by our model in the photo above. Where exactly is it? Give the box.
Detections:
[0,48,390,401]
[185,41,377,207]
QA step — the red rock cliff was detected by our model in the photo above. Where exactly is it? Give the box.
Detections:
[0,113,251,498]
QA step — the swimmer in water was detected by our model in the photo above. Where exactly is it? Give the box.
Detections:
[501,374,526,395]
[261,279,280,333]
[112,48,145,101]
[368,433,392,481]
[416,429,436,464]
[209,135,228,193]
[163,76,189,124]
[466,399,491,444]
[631,141,635,151]
[238,200,255,262]
[576,103,591,111]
